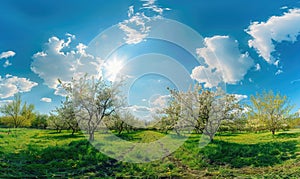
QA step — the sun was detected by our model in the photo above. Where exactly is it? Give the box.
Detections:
[104,56,125,82]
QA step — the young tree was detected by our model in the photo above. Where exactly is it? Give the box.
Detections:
[157,99,182,134]
[0,94,35,128]
[47,113,66,133]
[248,90,295,135]
[60,75,120,141]
[109,111,142,134]
[55,98,79,135]
[31,114,48,129]
[21,102,35,126]
[167,85,241,141]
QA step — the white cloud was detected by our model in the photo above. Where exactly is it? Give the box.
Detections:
[0,75,38,99]
[274,60,280,67]
[119,10,152,44]
[192,36,254,88]
[0,100,13,107]
[65,32,76,39]
[0,51,16,59]
[233,94,248,101]
[191,66,222,88]
[291,79,300,84]
[124,105,153,121]
[128,5,134,17]
[149,94,171,109]
[275,69,283,75]
[119,20,150,45]
[40,97,52,103]
[246,8,300,64]
[281,6,288,10]
[255,63,261,71]
[53,86,68,97]
[127,105,151,113]
[3,60,12,68]
[31,35,102,96]
[123,94,170,121]
[119,0,170,44]
[140,0,170,15]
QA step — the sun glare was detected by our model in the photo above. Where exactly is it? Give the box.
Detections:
[104,56,125,82]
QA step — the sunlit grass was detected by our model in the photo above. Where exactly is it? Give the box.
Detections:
[0,128,299,178]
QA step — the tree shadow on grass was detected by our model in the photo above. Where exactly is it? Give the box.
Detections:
[36,134,84,140]
[275,132,300,139]
[200,140,298,168]
[0,139,122,178]
[103,133,142,142]
[216,133,240,137]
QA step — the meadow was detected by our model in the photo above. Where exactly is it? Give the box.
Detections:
[0,128,299,178]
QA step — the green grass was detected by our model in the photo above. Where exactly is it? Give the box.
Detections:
[0,128,299,178]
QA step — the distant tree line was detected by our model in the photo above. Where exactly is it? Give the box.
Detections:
[154,87,299,140]
[1,76,300,142]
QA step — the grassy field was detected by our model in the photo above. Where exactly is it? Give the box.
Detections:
[0,128,299,178]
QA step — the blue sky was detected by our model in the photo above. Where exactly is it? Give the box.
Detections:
[0,0,300,119]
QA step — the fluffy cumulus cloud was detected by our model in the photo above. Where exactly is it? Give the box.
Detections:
[246,8,300,64]
[0,51,16,59]
[40,97,52,103]
[31,34,102,96]
[191,66,222,88]
[149,94,171,109]
[0,74,38,99]
[191,36,254,88]
[125,105,153,121]
[119,0,170,44]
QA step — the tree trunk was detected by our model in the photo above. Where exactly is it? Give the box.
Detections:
[209,135,214,142]
[272,130,275,135]
[89,132,94,141]
[118,129,123,135]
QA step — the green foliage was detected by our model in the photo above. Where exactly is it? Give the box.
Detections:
[248,90,295,135]
[0,94,35,128]
[47,114,66,132]
[219,118,247,133]
[106,112,141,134]
[289,117,300,128]
[55,98,79,135]
[31,114,48,129]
